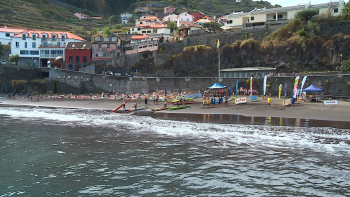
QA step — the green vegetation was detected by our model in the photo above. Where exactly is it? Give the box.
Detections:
[203,22,222,32]
[0,43,4,57]
[342,1,350,20]
[342,60,350,72]
[297,9,319,21]
[9,54,19,62]
[108,15,119,26]
[11,80,28,87]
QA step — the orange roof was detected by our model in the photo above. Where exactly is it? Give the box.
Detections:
[134,24,168,29]
[91,17,103,20]
[132,35,149,40]
[140,15,159,20]
[1,28,85,41]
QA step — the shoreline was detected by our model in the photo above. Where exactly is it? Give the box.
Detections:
[0,96,349,122]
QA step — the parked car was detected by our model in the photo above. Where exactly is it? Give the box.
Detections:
[0,60,7,64]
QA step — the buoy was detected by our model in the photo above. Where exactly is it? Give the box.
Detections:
[264,98,267,100]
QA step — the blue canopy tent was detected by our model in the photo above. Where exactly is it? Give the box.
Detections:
[207,83,226,97]
[303,84,323,101]
[208,83,226,89]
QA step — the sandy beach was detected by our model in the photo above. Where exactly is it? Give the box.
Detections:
[0,95,349,122]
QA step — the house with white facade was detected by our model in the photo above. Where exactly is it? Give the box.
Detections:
[74,13,89,19]
[163,14,178,22]
[224,0,345,28]
[136,15,160,25]
[0,27,85,67]
[177,12,194,27]
[120,13,133,24]
[133,24,170,35]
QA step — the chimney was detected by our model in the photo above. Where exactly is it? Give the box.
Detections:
[214,15,216,20]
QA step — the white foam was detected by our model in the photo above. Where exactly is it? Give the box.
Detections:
[0,106,349,155]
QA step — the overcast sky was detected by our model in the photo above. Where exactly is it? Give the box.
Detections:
[267,0,332,7]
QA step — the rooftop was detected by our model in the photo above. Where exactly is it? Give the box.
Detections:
[66,42,91,50]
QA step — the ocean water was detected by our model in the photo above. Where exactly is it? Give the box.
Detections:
[0,106,350,197]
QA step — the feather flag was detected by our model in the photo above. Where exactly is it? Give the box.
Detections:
[236,80,239,96]
[279,84,282,100]
[293,76,300,98]
[217,39,220,49]
[228,84,231,97]
[263,75,267,96]
[300,76,307,95]
[284,82,287,99]
[250,76,253,96]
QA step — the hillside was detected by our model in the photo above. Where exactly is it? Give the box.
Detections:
[0,0,108,35]
[57,0,279,17]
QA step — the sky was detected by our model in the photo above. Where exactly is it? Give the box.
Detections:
[266,0,333,7]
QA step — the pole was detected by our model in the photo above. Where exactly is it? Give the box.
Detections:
[341,54,343,74]
[218,46,220,80]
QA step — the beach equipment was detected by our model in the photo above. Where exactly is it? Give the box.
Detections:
[293,76,300,98]
[126,107,148,112]
[279,84,282,100]
[208,83,226,89]
[250,76,253,96]
[112,97,132,112]
[235,80,239,96]
[171,102,195,105]
[168,106,190,110]
[228,84,231,97]
[235,97,247,104]
[284,82,287,99]
[151,107,168,111]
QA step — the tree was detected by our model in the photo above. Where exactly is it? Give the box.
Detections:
[342,60,350,72]
[203,22,222,32]
[167,21,177,33]
[297,9,319,21]
[73,26,87,37]
[0,44,4,57]
[108,15,119,26]
[114,24,123,29]
[102,26,111,37]
[9,54,19,63]
[342,1,350,20]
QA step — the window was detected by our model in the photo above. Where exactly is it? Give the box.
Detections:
[83,56,87,63]
[138,28,141,31]
[251,16,254,20]
[58,42,61,47]
[32,43,36,48]
[96,54,98,57]
[69,56,73,63]
[140,22,143,24]
[187,18,189,21]
[103,53,107,57]
[6,33,10,37]
[25,42,27,48]
[42,35,46,40]
[44,42,47,47]
[185,14,187,16]
[278,14,283,19]
[30,51,39,55]
[33,35,36,40]
[147,31,151,33]
[52,35,56,41]
[61,35,65,41]
[76,56,80,63]
[22,34,26,40]
[273,15,276,19]
[334,8,338,13]
[15,42,19,48]
[142,31,146,33]
[20,50,29,55]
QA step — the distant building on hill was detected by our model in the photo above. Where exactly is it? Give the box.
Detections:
[224,0,345,29]
[164,7,176,15]
[74,13,89,19]
[120,13,133,24]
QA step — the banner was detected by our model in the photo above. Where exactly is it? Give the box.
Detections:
[165,85,168,97]
[236,80,239,96]
[228,84,231,97]
[284,82,287,99]
[279,84,282,100]
[300,76,307,93]
[263,75,267,96]
[235,97,247,104]
[250,76,253,96]
[293,76,300,98]
[324,100,338,105]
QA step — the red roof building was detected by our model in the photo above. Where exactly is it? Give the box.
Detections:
[190,11,206,22]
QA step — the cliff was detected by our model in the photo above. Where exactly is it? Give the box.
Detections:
[131,21,350,77]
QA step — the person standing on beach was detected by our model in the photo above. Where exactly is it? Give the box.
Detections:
[225,95,228,107]
[268,96,271,108]
[206,98,210,107]
[203,97,206,109]
[182,95,186,105]
[292,97,295,108]
[134,101,137,111]
[145,95,148,105]
[164,99,167,109]
[122,99,126,110]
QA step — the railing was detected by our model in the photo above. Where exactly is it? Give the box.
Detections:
[40,54,63,58]
[39,43,66,48]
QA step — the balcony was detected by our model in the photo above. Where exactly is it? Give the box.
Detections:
[39,43,66,48]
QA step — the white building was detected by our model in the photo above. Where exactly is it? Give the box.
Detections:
[163,14,178,22]
[120,13,133,24]
[177,12,194,27]
[224,0,345,28]
[0,27,85,67]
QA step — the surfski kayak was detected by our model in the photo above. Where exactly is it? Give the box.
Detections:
[151,107,168,111]
[126,107,148,112]
[172,102,195,105]
[168,105,190,110]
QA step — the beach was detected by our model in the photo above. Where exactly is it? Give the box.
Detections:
[1,95,349,122]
